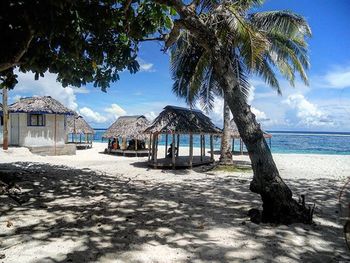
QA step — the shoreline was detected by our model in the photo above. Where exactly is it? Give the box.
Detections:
[1,142,350,180]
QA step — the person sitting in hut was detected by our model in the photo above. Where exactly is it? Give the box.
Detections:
[112,138,120,149]
[167,143,178,158]
[127,139,135,150]
[139,140,146,150]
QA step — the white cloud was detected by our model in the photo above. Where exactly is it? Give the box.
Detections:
[104,103,127,120]
[247,85,255,104]
[195,96,226,127]
[13,71,80,110]
[71,87,90,94]
[79,107,107,123]
[79,103,127,126]
[194,95,270,128]
[251,107,269,122]
[284,94,334,127]
[323,67,350,89]
[138,59,155,72]
[11,95,22,102]
[144,111,157,121]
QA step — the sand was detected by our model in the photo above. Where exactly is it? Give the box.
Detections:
[0,142,350,262]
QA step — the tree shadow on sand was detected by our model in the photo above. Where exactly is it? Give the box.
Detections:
[0,162,349,262]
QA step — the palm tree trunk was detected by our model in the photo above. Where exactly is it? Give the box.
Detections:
[219,98,233,165]
[213,53,312,224]
[152,0,312,224]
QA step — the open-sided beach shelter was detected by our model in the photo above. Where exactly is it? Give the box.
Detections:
[229,119,272,155]
[67,114,95,149]
[144,105,222,169]
[103,115,150,157]
[8,96,76,155]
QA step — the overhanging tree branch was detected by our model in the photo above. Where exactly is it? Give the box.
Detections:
[164,20,183,50]
[0,29,34,73]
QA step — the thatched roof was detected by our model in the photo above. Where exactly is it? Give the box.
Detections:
[229,119,272,139]
[67,114,94,134]
[103,115,150,140]
[9,96,74,115]
[229,120,241,139]
[144,105,222,135]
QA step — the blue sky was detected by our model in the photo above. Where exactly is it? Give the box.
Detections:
[9,0,350,131]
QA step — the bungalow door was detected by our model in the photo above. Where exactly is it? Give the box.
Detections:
[10,114,20,145]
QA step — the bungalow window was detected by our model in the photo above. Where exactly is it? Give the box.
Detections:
[28,114,45,126]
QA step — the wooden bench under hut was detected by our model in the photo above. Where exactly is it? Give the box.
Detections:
[67,114,94,149]
[229,120,272,155]
[144,105,222,169]
[102,115,150,157]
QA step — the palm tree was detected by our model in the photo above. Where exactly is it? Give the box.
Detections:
[164,0,311,223]
[170,31,240,165]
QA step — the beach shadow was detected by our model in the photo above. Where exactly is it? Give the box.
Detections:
[0,162,349,262]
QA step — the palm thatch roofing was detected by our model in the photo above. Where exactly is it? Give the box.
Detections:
[229,119,272,139]
[9,96,74,115]
[144,105,222,135]
[103,115,150,140]
[67,114,94,134]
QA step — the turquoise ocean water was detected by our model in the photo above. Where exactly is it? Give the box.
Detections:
[92,129,350,155]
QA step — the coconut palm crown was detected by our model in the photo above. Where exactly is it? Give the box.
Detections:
[170,0,311,112]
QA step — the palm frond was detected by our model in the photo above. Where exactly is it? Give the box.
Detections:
[227,6,269,69]
[230,0,265,11]
[249,11,312,38]
[266,33,309,85]
[254,55,281,94]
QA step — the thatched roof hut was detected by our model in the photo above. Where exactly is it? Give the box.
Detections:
[103,115,150,140]
[145,105,221,135]
[229,119,272,139]
[146,106,220,169]
[67,114,94,135]
[229,119,272,155]
[9,96,74,115]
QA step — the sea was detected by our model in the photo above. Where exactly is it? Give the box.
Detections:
[92,129,350,155]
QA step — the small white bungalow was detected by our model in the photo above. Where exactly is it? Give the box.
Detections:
[1,96,76,155]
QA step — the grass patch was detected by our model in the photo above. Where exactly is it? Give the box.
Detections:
[214,165,252,173]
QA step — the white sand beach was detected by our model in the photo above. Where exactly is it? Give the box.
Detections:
[1,143,350,262]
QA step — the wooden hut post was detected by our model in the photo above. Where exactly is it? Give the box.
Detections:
[151,134,156,161]
[189,133,193,168]
[172,133,176,169]
[232,138,235,153]
[200,135,204,162]
[165,133,168,158]
[154,134,159,167]
[54,114,57,155]
[176,134,180,157]
[240,139,243,155]
[148,133,152,162]
[203,135,206,157]
[210,135,214,161]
